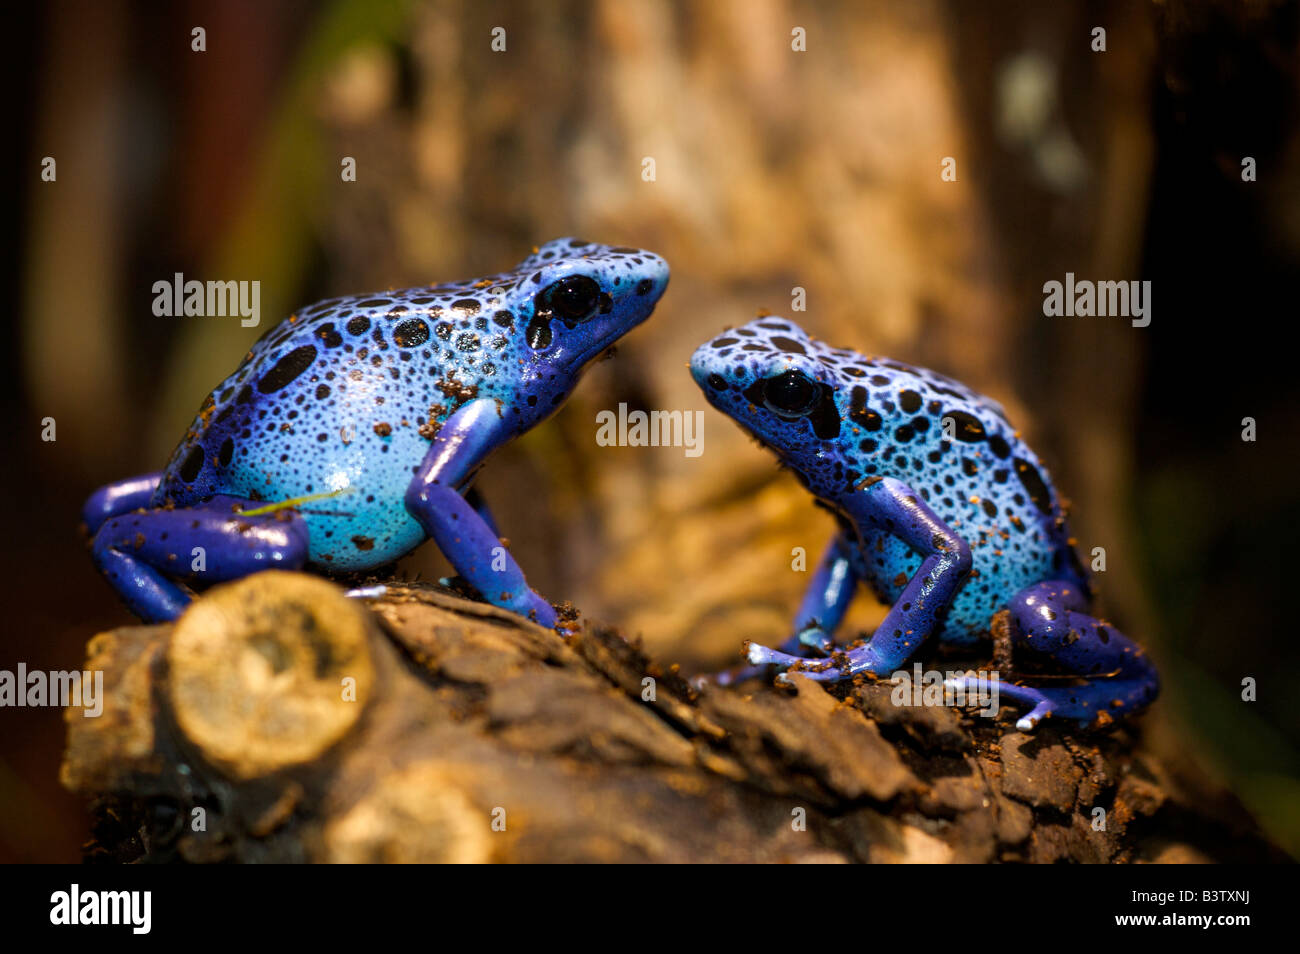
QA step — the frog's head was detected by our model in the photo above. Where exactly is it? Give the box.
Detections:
[690,316,855,491]
[508,238,669,374]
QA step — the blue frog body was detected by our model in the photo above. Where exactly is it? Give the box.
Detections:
[690,316,1157,731]
[85,239,669,627]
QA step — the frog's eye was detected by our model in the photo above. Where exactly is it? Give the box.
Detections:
[762,370,819,416]
[538,275,601,322]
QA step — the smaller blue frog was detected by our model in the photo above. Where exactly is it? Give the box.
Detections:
[84,239,669,628]
[690,316,1157,731]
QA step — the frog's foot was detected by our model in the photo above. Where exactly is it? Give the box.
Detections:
[698,530,860,691]
[941,674,1158,731]
[941,676,1058,731]
[745,641,848,685]
[90,494,308,623]
[945,580,1159,730]
[694,625,835,689]
[749,630,913,685]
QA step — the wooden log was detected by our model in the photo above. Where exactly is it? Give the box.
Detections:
[61,571,1285,863]
[167,573,376,780]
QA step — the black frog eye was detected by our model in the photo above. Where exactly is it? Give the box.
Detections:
[762,370,819,416]
[540,275,601,322]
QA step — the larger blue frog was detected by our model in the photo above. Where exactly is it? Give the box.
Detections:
[84,239,669,627]
[690,316,1157,731]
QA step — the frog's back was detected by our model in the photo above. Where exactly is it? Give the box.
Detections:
[153,280,530,570]
[833,357,1088,640]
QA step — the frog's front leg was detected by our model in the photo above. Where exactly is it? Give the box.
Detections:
[944,581,1159,730]
[706,531,859,687]
[431,486,500,591]
[404,398,558,628]
[90,494,308,623]
[747,476,972,684]
[464,487,499,537]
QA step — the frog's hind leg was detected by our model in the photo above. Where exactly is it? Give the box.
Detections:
[82,472,163,535]
[90,494,308,623]
[945,580,1159,730]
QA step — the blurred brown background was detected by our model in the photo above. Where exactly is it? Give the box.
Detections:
[3,0,1298,861]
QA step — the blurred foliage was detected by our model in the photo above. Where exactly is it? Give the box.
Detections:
[154,0,414,455]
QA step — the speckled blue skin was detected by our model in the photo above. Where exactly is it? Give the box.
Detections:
[690,316,1157,730]
[84,239,669,627]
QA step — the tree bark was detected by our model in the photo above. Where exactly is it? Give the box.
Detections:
[62,571,1284,863]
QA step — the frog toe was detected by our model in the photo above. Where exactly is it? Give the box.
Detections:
[745,641,802,668]
[749,639,857,685]
[1014,702,1054,732]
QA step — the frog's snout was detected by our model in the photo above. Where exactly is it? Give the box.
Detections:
[689,337,734,396]
[688,344,711,388]
[631,253,670,309]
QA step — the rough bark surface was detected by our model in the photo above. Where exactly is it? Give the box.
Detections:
[62,571,1284,864]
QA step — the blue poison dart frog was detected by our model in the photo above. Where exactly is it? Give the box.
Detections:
[83,239,669,628]
[689,316,1157,731]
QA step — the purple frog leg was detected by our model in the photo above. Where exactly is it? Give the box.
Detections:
[89,492,308,623]
[747,476,972,681]
[943,580,1159,730]
[404,398,558,628]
